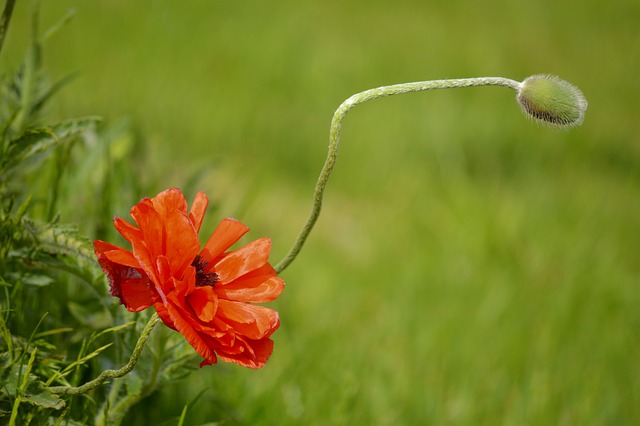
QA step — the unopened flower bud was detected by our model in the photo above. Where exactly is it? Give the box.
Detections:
[516,74,587,128]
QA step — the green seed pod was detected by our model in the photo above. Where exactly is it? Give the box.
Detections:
[516,74,588,127]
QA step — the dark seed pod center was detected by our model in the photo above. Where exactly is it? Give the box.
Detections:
[192,255,219,287]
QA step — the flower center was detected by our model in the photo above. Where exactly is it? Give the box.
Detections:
[192,255,219,287]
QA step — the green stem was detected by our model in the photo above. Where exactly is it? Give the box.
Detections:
[102,348,163,426]
[274,77,521,274]
[48,313,160,395]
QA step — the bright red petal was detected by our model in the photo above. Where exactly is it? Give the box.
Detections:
[217,299,280,340]
[112,216,141,243]
[161,210,200,277]
[150,188,189,217]
[164,300,217,364]
[153,300,176,330]
[214,238,272,283]
[130,201,164,258]
[98,247,140,269]
[129,195,200,285]
[187,286,219,323]
[215,263,284,303]
[94,241,154,312]
[217,336,275,369]
[119,276,155,312]
[189,192,209,233]
[200,218,249,262]
[114,215,160,286]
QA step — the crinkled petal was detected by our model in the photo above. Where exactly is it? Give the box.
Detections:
[129,200,200,284]
[214,238,272,283]
[130,201,164,259]
[217,336,275,369]
[151,188,189,217]
[114,215,160,286]
[153,300,176,330]
[189,192,209,233]
[217,299,280,340]
[113,216,141,243]
[161,210,200,277]
[94,241,154,312]
[119,276,155,312]
[142,191,200,278]
[187,286,219,323]
[215,263,284,303]
[200,218,249,263]
[164,300,217,365]
[95,243,140,269]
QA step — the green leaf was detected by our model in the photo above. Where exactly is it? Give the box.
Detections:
[2,116,101,176]
[19,218,105,288]
[1,358,66,410]
[23,383,65,410]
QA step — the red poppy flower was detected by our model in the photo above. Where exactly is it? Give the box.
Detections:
[93,188,284,369]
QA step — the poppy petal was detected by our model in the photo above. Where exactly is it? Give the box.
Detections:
[217,299,280,339]
[161,210,200,277]
[139,191,200,277]
[165,300,217,363]
[187,286,219,323]
[217,337,274,369]
[151,188,189,217]
[189,192,209,233]
[113,216,141,244]
[200,218,249,262]
[119,276,155,312]
[115,212,161,286]
[214,238,272,284]
[153,300,176,330]
[98,246,140,269]
[94,247,154,312]
[215,263,284,303]
[130,201,164,258]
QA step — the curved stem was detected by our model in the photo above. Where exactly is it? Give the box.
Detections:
[48,313,161,395]
[274,77,521,274]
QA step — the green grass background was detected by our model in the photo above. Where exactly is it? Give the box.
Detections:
[4,0,640,424]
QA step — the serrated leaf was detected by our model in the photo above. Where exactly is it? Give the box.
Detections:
[2,361,66,410]
[2,116,101,175]
[23,385,65,410]
[19,218,104,287]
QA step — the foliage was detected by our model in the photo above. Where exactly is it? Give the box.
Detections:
[0,5,199,425]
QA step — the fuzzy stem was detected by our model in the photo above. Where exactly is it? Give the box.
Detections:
[274,77,521,274]
[48,313,160,395]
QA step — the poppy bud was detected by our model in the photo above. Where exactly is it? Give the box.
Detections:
[516,74,587,128]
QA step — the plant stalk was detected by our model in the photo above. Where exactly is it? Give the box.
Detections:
[274,77,521,273]
[48,313,160,395]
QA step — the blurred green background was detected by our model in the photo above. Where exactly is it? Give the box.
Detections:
[4,0,640,424]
